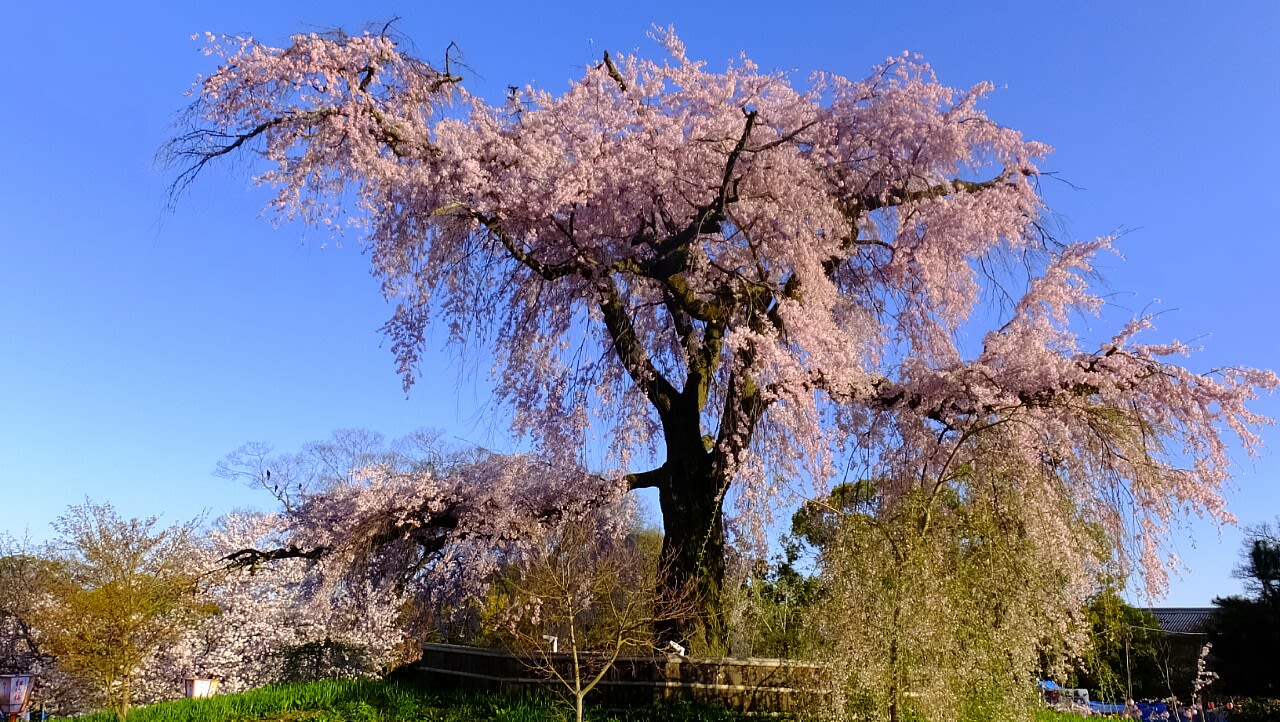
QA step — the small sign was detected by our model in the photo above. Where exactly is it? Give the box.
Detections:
[184,678,220,698]
[0,675,32,715]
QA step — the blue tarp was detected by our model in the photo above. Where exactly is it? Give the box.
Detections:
[1136,702,1170,721]
[1085,700,1170,720]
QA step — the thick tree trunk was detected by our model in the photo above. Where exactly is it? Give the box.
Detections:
[653,446,727,653]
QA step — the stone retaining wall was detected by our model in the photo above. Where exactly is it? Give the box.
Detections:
[408,643,829,715]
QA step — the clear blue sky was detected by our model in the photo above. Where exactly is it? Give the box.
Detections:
[1,1,1276,607]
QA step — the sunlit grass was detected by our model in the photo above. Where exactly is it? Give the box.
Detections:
[54,677,1094,721]
[54,678,749,722]
[1033,710,1093,722]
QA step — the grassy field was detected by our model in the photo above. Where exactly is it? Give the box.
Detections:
[56,678,1095,722]
[56,679,746,722]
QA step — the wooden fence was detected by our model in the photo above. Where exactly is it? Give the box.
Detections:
[407,643,829,715]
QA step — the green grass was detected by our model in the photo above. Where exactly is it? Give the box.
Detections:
[55,679,749,722]
[1032,711,1092,722]
[54,679,1096,722]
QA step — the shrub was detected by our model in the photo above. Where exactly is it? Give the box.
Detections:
[1229,697,1280,722]
[279,639,376,683]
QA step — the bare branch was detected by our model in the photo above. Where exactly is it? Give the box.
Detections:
[601,51,627,91]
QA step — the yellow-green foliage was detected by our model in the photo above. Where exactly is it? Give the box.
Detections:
[812,479,1095,722]
[37,502,210,720]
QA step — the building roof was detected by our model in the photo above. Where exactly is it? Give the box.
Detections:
[1142,607,1215,635]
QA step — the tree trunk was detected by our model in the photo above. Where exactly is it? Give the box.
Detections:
[654,451,727,653]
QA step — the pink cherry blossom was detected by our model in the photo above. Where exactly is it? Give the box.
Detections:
[170,29,1276,644]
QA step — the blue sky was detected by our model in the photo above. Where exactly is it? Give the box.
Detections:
[1,1,1276,607]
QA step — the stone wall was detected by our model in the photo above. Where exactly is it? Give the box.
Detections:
[408,643,829,715]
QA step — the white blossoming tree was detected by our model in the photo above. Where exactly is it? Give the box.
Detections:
[178,510,412,691]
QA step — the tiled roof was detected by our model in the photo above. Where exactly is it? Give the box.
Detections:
[1143,607,1215,635]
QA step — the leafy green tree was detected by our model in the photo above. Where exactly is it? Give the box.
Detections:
[1072,585,1166,701]
[1209,521,1280,698]
[726,482,870,660]
[1235,523,1280,605]
[801,472,1100,722]
[730,551,821,659]
[35,502,210,720]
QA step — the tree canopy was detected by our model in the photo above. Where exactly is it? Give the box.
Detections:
[170,27,1275,646]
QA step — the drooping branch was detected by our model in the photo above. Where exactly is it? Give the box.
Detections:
[165,34,461,204]
[474,212,587,282]
[597,277,680,417]
[163,109,339,202]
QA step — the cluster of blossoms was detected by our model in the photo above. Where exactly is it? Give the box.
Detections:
[278,453,626,611]
[173,510,410,692]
